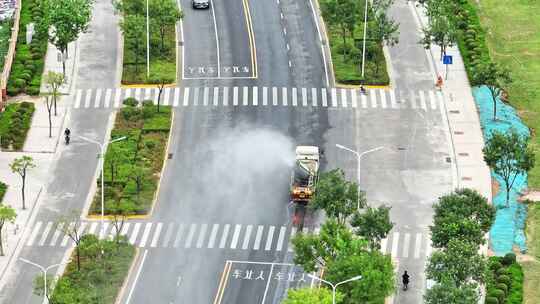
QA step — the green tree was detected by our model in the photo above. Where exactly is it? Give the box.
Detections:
[43,95,54,138]
[430,188,495,248]
[10,156,36,210]
[483,130,535,207]
[0,204,16,256]
[351,205,393,251]
[325,248,394,304]
[426,239,486,287]
[44,71,65,117]
[320,0,359,61]
[148,70,175,112]
[120,15,147,74]
[127,164,149,198]
[420,0,457,60]
[283,287,341,304]
[149,0,183,55]
[46,0,94,76]
[292,219,362,272]
[110,199,135,245]
[424,280,479,304]
[472,62,512,120]
[55,211,85,271]
[312,169,361,225]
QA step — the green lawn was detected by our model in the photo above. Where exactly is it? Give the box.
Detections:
[50,236,135,303]
[524,202,540,304]
[477,0,540,187]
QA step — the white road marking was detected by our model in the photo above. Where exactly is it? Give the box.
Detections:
[272,87,278,106]
[341,88,347,107]
[115,88,122,108]
[265,226,275,251]
[184,223,197,248]
[208,224,219,248]
[173,88,180,107]
[99,222,109,239]
[223,87,229,106]
[124,88,131,99]
[380,89,387,108]
[74,90,82,108]
[120,223,131,237]
[282,87,287,106]
[88,222,98,235]
[371,91,377,108]
[126,249,148,304]
[242,225,253,250]
[104,89,112,108]
[287,227,297,252]
[351,89,357,108]
[163,88,171,106]
[361,93,368,108]
[253,225,263,250]
[322,88,328,107]
[429,90,437,109]
[173,223,184,248]
[391,232,399,258]
[414,233,422,259]
[402,233,411,258]
[230,224,242,249]
[390,89,398,108]
[312,88,318,107]
[419,90,427,110]
[262,86,268,106]
[425,239,432,258]
[196,223,208,248]
[94,88,102,108]
[233,87,239,106]
[150,222,163,248]
[134,88,141,101]
[276,226,286,251]
[219,224,230,249]
[203,87,209,106]
[27,221,43,246]
[183,87,190,106]
[60,222,75,247]
[409,91,417,109]
[302,88,307,106]
[243,87,248,106]
[153,88,160,104]
[49,223,63,246]
[38,222,53,246]
[331,88,337,107]
[84,89,92,108]
[129,223,141,245]
[193,87,199,106]
[162,223,174,247]
[292,88,297,106]
[139,223,153,247]
[213,87,219,106]
[252,86,258,106]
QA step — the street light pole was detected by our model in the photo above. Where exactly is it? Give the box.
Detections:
[336,144,384,210]
[146,0,150,78]
[19,258,70,304]
[308,274,362,304]
[78,136,126,239]
[361,0,369,79]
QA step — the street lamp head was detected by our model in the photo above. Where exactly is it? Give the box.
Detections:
[335,144,346,149]
[351,275,362,281]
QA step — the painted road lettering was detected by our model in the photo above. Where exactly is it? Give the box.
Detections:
[185,65,250,77]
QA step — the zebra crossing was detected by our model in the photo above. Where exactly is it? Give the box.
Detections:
[72,86,444,111]
[25,220,431,259]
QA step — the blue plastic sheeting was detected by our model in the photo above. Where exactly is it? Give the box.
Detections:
[472,86,529,255]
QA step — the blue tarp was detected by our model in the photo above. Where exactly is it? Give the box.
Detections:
[472,85,529,255]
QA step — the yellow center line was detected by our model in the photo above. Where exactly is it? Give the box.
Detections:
[213,261,232,304]
[241,0,258,78]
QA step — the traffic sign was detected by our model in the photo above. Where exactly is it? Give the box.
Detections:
[443,55,453,65]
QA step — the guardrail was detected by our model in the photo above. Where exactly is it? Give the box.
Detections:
[0,0,22,111]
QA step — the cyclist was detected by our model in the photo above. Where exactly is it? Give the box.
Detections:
[64,128,71,145]
[402,271,410,291]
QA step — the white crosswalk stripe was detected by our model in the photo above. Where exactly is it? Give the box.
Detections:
[25,221,433,258]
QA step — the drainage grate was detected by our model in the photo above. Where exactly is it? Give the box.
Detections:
[446,157,452,163]
[461,177,472,181]
[454,131,464,135]
[458,152,469,157]
[168,153,173,159]
[449,110,460,114]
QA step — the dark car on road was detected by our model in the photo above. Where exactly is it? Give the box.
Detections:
[192,0,209,9]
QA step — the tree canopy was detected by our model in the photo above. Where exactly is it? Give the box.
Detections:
[351,205,393,251]
[283,287,341,304]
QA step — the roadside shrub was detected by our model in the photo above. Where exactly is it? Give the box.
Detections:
[485,297,498,304]
[142,100,154,107]
[13,78,26,88]
[502,253,516,266]
[123,97,139,107]
[489,289,505,303]
[496,267,509,276]
[26,86,40,95]
[496,282,508,295]
[490,260,503,271]
[497,274,511,286]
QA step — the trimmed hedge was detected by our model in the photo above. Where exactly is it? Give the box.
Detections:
[485,255,524,304]
[0,102,35,150]
[90,100,172,215]
[0,182,7,203]
[6,0,48,96]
